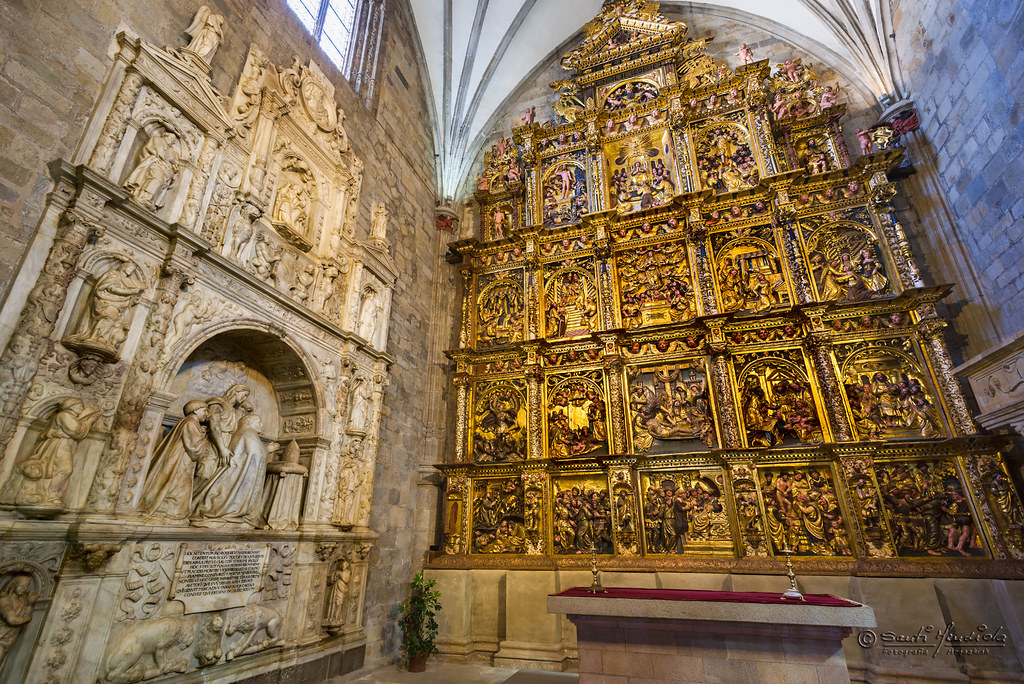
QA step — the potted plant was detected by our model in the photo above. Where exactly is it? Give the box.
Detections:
[399,572,442,672]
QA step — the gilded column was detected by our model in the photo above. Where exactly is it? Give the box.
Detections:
[94,249,194,512]
[594,231,616,331]
[870,183,924,289]
[452,374,471,463]
[806,332,853,441]
[705,321,740,449]
[525,363,545,460]
[689,224,718,314]
[775,208,812,305]
[600,335,627,454]
[459,267,473,348]
[918,319,978,436]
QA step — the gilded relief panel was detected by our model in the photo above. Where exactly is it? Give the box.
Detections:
[609,468,640,555]
[759,464,853,556]
[471,379,528,463]
[799,210,895,304]
[541,152,589,227]
[732,348,828,448]
[839,457,895,557]
[598,68,666,110]
[605,129,677,214]
[626,362,717,453]
[542,257,599,339]
[475,270,525,347]
[874,459,986,558]
[552,475,613,554]
[709,224,792,315]
[471,477,526,554]
[482,198,517,241]
[836,338,948,441]
[614,239,698,329]
[691,113,761,193]
[545,370,609,458]
[639,468,731,555]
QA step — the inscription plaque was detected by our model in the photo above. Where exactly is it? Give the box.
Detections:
[170,543,270,613]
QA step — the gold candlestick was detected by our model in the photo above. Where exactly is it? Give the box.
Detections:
[780,547,804,601]
[588,542,606,594]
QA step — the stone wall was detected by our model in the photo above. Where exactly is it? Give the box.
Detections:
[0,0,448,677]
[891,1,1024,360]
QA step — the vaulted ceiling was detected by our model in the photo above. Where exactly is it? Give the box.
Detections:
[407,0,902,197]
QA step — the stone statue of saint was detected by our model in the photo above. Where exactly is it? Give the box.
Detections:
[0,399,101,512]
[138,400,210,521]
[67,261,145,355]
[124,127,179,207]
[0,574,37,673]
[338,437,363,526]
[260,440,307,530]
[348,379,371,433]
[183,6,225,64]
[356,289,380,344]
[369,202,388,244]
[325,558,351,632]
[191,413,274,525]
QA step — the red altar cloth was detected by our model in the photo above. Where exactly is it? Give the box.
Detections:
[553,586,861,608]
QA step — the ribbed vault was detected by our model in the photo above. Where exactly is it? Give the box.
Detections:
[407,0,903,197]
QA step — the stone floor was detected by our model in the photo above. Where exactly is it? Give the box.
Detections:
[337,663,579,684]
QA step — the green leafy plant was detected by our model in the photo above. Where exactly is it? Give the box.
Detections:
[399,573,442,663]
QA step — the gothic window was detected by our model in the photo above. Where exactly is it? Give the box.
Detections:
[286,0,386,105]
[286,0,359,72]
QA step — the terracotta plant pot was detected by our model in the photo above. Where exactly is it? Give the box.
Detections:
[408,652,428,672]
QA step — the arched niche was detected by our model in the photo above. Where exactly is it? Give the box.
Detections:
[161,330,319,469]
[0,395,105,517]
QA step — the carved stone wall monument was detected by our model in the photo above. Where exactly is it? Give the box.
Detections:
[0,8,393,682]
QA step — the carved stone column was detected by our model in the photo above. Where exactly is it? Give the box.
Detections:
[806,333,853,441]
[92,252,193,512]
[179,136,221,231]
[918,319,978,436]
[0,191,99,449]
[89,69,144,175]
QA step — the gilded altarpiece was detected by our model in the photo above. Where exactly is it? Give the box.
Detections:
[438,0,1024,581]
